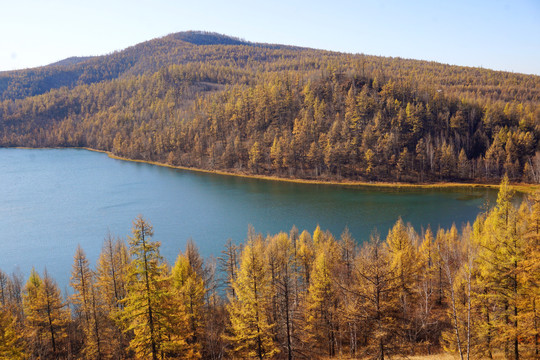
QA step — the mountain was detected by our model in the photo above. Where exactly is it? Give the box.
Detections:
[0,31,538,184]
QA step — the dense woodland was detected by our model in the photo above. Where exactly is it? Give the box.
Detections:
[0,31,539,183]
[0,177,539,359]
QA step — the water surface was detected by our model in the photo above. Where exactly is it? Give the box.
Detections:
[0,148,499,288]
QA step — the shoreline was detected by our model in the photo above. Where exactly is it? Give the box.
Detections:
[10,146,540,193]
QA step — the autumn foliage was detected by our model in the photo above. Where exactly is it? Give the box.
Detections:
[0,178,539,359]
[0,32,538,184]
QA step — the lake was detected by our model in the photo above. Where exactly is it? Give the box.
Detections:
[0,148,500,289]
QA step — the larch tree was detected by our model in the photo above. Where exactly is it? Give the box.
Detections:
[520,192,540,357]
[167,248,206,359]
[120,216,170,360]
[440,225,475,360]
[336,228,359,357]
[305,230,340,357]
[70,244,104,360]
[219,238,239,299]
[23,269,69,360]
[353,233,400,360]
[226,233,278,359]
[474,176,527,360]
[417,227,441,353]
[296,230,314,292]
[96,234,129,313]
[267,232,299,360]
[0,306,24,360]
[95,234,130,358]
[385,218,421,349]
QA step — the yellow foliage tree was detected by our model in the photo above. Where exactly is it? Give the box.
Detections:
[23,269,69,359]
[120,216,170,360]
[227,234,278,359]
[166,248,205,359]
[0,307,24,360]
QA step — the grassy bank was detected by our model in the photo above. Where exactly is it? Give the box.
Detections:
[10,146,539,193]
[93,148,539,193]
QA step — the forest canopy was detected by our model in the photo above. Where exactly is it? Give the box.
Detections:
[0,178,539,359]
[0,31,539,184]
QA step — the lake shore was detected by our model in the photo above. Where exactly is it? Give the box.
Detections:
[11,146,540,193]
[93,148,540,193]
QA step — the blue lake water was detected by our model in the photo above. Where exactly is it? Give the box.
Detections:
[0,148,499,288]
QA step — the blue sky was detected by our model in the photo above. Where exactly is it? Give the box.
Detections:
[1,0,539,74]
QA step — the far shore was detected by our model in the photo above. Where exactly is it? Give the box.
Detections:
[10,146,540,193]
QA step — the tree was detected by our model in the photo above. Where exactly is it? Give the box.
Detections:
[70,245,104,360]
[0,307,24,360]
[23,269,69,359]
[167,247,206,359]
[417,227,441,353]
[96,234,129,313]
[353,233,400,360]
[226,233,278,359]
[440,225,472,360]
[95,234,130,358]
[249,141,263,172]
[267,232,299,360]
[219,239,239,299]
[305,231,340,357]
[520,192,540,357]
[473,176,527,359]
[120,216,170,360]
[386,218,421,349]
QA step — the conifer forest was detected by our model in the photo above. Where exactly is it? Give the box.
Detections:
[1,32,540,359]
[0,32,539,184]
[0,178,539,359]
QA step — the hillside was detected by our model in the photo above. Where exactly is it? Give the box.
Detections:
[0,31,539,184]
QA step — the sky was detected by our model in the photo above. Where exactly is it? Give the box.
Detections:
[1,0,539,75]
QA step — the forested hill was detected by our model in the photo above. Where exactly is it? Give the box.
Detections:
[0,31,297,101]
[0,31,539,184]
